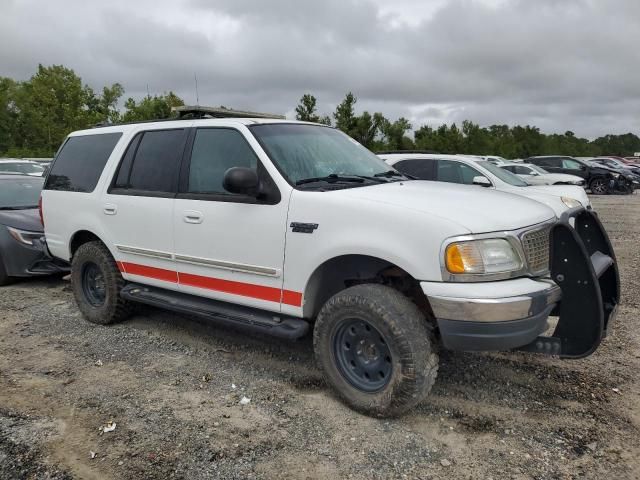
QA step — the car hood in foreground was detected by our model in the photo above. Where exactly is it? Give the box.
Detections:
[0,208,43,231]
[338,180,556,233]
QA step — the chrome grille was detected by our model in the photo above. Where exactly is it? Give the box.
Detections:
[522,226,551,274]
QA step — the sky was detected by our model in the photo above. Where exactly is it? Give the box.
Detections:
[1,0,639,138]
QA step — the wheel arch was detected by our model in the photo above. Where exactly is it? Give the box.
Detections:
[69,230,113,258]
[302,254,433,321]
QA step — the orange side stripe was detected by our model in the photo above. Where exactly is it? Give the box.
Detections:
[120,262,179,283]
[118,261,303,307]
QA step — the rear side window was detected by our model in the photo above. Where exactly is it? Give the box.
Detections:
[187,128,258,194]
[112,129,187,193]
[45,133,122,192]
[393,159,435,180]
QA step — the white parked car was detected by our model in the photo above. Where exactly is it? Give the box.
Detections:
[41,110,619,416]
[0,159,47,176]
[499,163,585,186]
[379,153,591,215]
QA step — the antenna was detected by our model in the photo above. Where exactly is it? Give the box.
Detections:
[146,84,150,97]
[194,73,200,106]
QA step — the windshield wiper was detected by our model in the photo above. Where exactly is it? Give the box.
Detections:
[295,174,366,186]
[374,170,404,178]
[0,205,37,210]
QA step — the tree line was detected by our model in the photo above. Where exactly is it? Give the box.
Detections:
[1,64,639,158]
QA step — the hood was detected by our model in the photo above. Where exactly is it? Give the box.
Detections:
[339,180,556,233]
[0,208,43,232]
[513,185,590,215]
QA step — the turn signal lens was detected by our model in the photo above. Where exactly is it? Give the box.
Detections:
[445,239,522,275]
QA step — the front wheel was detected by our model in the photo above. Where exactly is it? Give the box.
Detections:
[589,178,609,195]
[313,284,438,417]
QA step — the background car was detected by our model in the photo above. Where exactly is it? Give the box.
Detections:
[500,163,585,186]
[378,153,590,215]
[0,159,47,176]
[526,156,623,194]
[591,157,640,175]
[0,174,69,285]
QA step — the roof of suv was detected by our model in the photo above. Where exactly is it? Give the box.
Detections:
[70,118,316,137]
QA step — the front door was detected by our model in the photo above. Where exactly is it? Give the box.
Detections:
[173,127,292,313]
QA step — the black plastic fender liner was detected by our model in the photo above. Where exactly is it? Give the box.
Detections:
[518,207,620,359]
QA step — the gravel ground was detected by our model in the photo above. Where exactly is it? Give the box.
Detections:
[1,194,639,480]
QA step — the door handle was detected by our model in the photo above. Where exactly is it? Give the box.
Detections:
[103,204,117,215]
[183,210,203,224]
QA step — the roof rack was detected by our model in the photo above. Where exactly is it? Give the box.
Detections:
[173,105,286,120]
[375,150,440,155]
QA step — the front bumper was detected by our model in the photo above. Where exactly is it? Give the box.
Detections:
[0,233,69,278]
[423,207,620,358]
[422,278,561,351]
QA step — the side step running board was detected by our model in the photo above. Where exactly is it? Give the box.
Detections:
[120,283,310,340]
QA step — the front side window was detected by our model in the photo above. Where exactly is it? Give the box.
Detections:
[115,129,186,193]
[514,166,533,175]
[45,132,122,192]
[561,158,582,170]
[187,129,258,194]
[436,160,483,185]
[249,124,397,186]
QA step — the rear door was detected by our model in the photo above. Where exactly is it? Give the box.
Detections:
[103,127,188,289]
[172,126,290,313]
[534,157,563,174]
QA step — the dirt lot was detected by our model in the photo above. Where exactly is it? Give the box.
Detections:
[1,194,639,480]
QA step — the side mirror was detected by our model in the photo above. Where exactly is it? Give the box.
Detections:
[223,167,259,196]
[472,176,491,187]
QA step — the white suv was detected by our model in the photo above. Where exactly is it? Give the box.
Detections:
[41,111,619,416]
[379,153,591,215]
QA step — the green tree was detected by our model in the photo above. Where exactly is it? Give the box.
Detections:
[295,94,320,122]
[0,77,17,154]
[121,92,184,122]
[381,117,413,150]
[86,83,125,124]
[333,92,358,134]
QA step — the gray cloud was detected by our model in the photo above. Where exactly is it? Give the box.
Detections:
[0,0,639,138]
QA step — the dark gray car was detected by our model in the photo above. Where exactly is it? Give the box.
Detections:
[0,174,69,285]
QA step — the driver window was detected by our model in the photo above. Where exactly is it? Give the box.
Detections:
[188,128,258,194]
[561,159,582,170]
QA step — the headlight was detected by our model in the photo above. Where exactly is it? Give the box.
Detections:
[445,238,522,275]
[611,173,620,179]
[7,226,44,246]
[561,196,582,208]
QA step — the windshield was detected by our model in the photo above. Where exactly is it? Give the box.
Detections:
[528,164,548,174]
[0,177,43,208]
[249,124,398,186]
[478,161,529,187]
[0,162,45,175]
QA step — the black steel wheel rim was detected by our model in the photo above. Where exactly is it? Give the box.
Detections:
[82,262,106,307]
[591,179,607,194]
[333,318,393,392]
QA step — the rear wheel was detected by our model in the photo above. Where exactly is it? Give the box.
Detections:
[313,284,438,417]
[589,178,609,195]
[71,241,132,324]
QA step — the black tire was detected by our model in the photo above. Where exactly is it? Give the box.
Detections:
[589,178,609,195]
[71,241,132,325]
[313,284,438,417]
